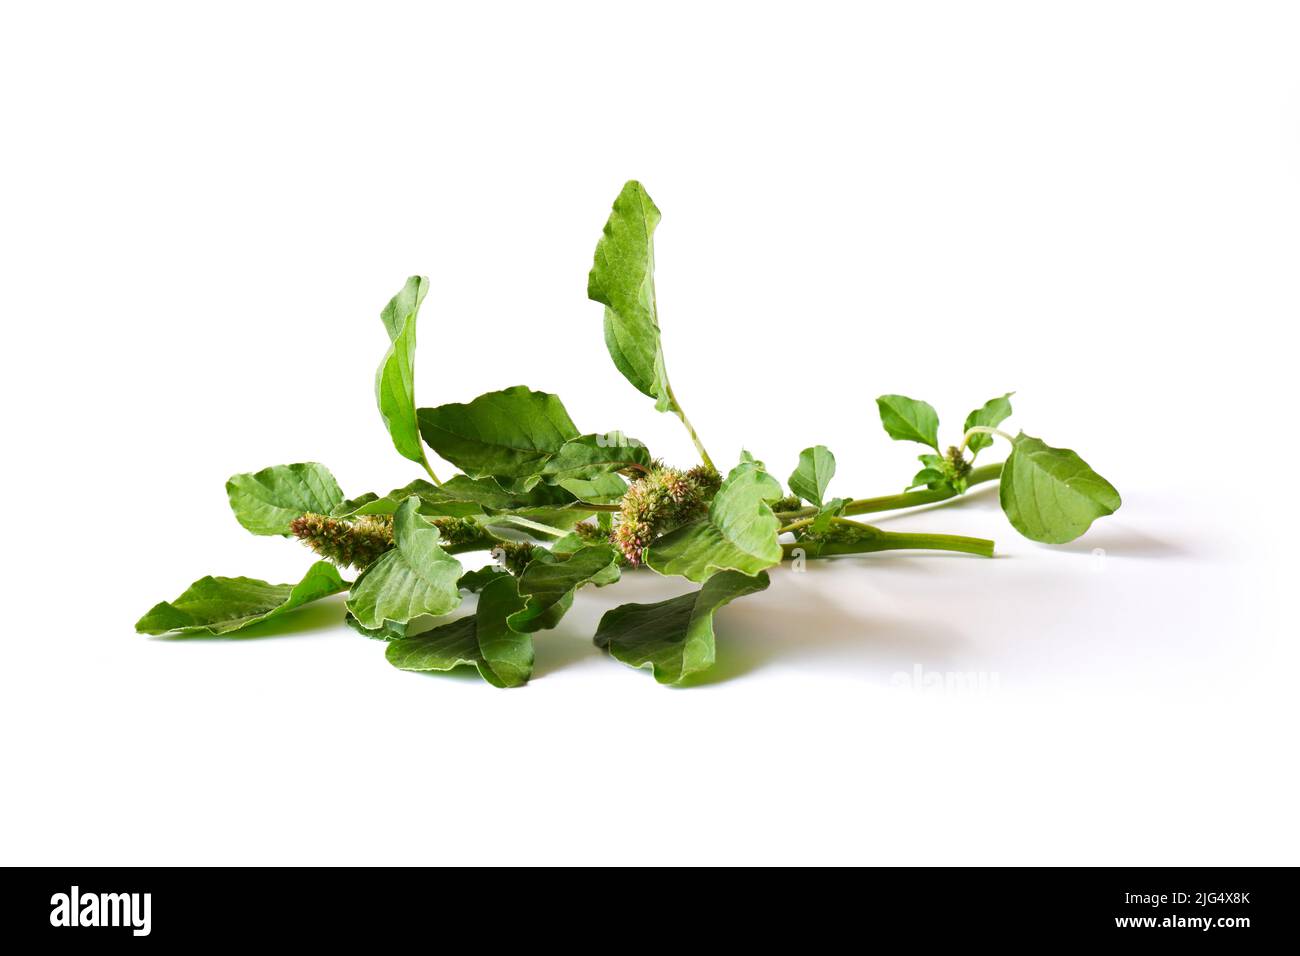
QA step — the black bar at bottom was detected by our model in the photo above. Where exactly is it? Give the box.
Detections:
[3,867,1290,943]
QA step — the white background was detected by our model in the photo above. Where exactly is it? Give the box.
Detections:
[2,1,1297,865]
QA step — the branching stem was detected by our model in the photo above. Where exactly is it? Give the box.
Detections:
[958,426,1015,455]
[774,461,1004,523]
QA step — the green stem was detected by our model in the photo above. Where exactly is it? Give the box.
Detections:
[479,515,570,539]
[573,501,622,513]
[958,426,1014,455]
[665,383,715,472]
[418,454,443,487]
[783,527,994,560]
[778,516,816,535]
[845,461,1002,516]
[775,462,1003,523]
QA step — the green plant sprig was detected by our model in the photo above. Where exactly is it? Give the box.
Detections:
[137,181,1122,686]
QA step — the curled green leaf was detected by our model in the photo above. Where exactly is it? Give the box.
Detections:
[385,575,532,687]
[375,276,439,480]
[588,181,676,413]
[332,479,484,519]
[346,497,463,630]
[999,433,1121,544]
[457,565,511,594]
[594,570,769,684]
[333,475,581,522]
[644,459,784,582]
[555,472,628,503]
[136,561,347,636]
[417,386,580,481]
[226,462,344,536]
[344,612,408,641]
[541,433,652,482]
[507,545,620,633]
[963,392,1014,456]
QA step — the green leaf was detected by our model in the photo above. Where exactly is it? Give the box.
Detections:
[386,617,477,673]
[587,180,678,414]
[963,392,1014,455]
[549,531,597,556]
[484,506,592,534]
[385,575,532,687]
[458,565,511,593]
[346,498,463,629]
[594,570,769,684]
[447,476,579,513]
[644,459,784,582]
[507,545,620,633]
[876,395,940,450]
[477,514,571,540]
[999,433,1122,544]
[417,386,580,480]
[789,445,836,506]
[226,463,344,536]
[555,472,628,503]
[907,467,947,491]
[331,479,485,519]
[344,612,408,641]
[541,433,651,482]
[333,474,580,520]
[472,576,534,687]
[331,491,384,517]
[375,276,437,476]
[136,561,347,636]
[907,452,963,493]
[810,497,848,532]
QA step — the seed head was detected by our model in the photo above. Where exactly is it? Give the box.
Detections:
[290,513,394,570]
[613,464,720,565]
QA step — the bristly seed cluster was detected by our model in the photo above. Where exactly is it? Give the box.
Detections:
[612,464,721,565]
[291,513,487,569]
[771,494,801,513]
[290,513,395,570]
[496,540,536,576]
[428,516,490,549]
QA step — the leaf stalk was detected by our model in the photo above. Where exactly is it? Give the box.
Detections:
[665,383,715,472]
[419,456,443,486]
[958,426,1015,455]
